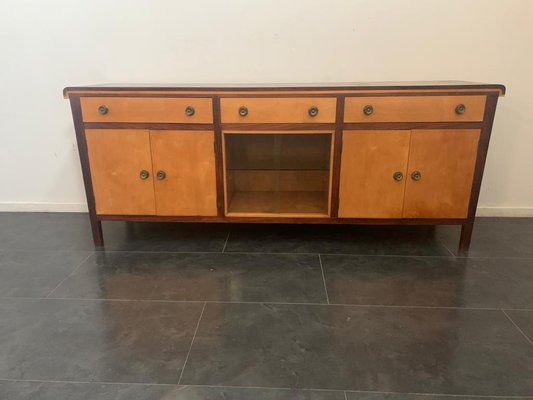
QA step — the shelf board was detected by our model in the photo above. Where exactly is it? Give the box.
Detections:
[227,190,329,216]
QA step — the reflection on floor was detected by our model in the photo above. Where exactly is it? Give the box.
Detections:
[0,213,533,399]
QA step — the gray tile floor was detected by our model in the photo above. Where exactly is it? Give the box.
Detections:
[1,213,533,399]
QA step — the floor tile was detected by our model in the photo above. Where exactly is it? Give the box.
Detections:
[101,221,231,252]
[436,217,533,257]
[0,213,94,251]
[0,381,344,400]
[180,303,533,395]
[345,392,527,400]
[50,252,326,303]
[504,310,533,344]
[225,224,451,256]
[0,250,91,298]
[321,255,533,308]
[0,299,203,383]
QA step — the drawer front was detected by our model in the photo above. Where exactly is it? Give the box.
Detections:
[220,97,337,123]
[344,95,486,123]
[80,97,213,123]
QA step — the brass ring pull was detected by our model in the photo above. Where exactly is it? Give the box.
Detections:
[156,170,166,180]
[363,104,374,116]
[139,170,150,180]
[185,106,195,116]
[239,106,248,117]
[455,104,466,115]
[393,171,403,181]
[411,171,422,181]
[308,106,319,117]
[98,105,109,115]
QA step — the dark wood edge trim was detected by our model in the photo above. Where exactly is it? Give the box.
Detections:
[69,95,103,246]
[221,123,336,131]
[82,122,482,131]
[218,92,501,98]
[71,93,215,98]
[97,214,467,225]
[213,96,225,217]
[64,91,504,100]
[330,96,345,217]
[343,122,484,130]
[84,123,214,130]
[466,94,499,221]
[342,92,499,98]
[64,84,506,98]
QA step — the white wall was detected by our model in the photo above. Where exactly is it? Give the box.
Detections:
[1,0,532,215]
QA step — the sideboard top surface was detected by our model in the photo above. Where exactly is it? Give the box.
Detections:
[63,81,506,98]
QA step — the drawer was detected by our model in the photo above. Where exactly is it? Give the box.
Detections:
[80,97,213,123]
[344,95,486,123]
[220,97,337,123]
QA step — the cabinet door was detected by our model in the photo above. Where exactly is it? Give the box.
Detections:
[339,130,410,218]
[403,129,480,218]
[150,130,217,216]
[86,129,155,215]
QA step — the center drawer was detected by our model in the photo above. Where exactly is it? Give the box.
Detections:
[80,97,213,123]
[344,95,486,123]
[220,97,337,123]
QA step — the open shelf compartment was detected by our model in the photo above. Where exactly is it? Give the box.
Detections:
[223,132,333,217]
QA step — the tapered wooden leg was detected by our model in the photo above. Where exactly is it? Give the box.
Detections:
[458,221,474,254]
[90,216,104,247]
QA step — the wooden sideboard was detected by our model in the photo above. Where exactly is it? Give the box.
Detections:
[64,82,505,252]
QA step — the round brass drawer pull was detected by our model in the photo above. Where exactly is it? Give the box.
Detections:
[156,170,166,180]
[98,105,109,115]
[455,104,466,115]
[393,171,404,181]
[239,106,248,117]
[308,106,319,117]
[363,104,374,116]
[139,170,150,180]
[411,170,422,181]
[185,106,195,116]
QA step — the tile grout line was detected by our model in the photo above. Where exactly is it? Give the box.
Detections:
[344,389,532,398]
[439,239,457,257]
[85,248,533,260]
[502,309,533,347]
[318,254,330,304]
[44,252,94,298]
[177,301,207,385]
[0,378,531,398]
[4,295,533,312]
[0,377,176,387]
[344,390,348,400]
[221,228,231,253]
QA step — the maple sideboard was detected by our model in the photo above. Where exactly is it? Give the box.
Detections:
[64,82,505,252]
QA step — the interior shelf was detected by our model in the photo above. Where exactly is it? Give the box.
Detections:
[227,190,329,216]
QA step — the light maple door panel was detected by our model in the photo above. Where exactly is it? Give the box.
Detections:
[150,130,217,216]
[85,129,155,215]
[403,129,480,219]
[339,130,410,218]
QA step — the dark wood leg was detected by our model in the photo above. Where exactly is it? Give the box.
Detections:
[458,221,474,254]
[90,216,104,247]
